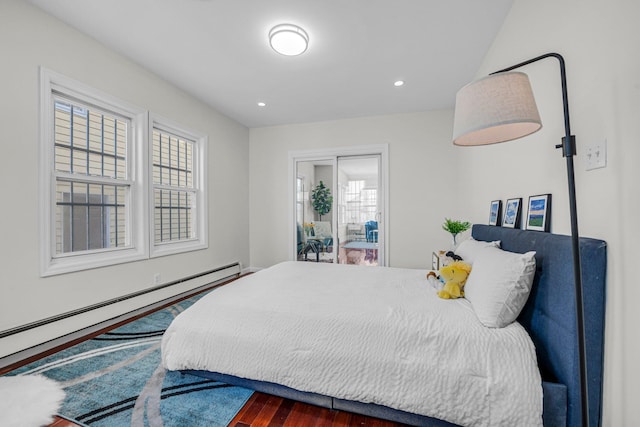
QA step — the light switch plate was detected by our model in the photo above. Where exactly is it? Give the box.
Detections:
[585,139,607,170]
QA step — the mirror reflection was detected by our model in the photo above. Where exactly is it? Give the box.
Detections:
[295,156,380,266]
[337,156,379,266]
[296,160,334,263]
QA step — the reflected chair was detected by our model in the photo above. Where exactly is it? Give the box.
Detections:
[313,221,333,253]
[297,223,321,262]
[365,221,378,242]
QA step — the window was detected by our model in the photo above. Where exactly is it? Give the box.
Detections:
[153,130,193,243]
[40,69,147,276]
[344,180,377,224]
[40,69,208,275]
[150,116,207,257]
[53,99,129,254]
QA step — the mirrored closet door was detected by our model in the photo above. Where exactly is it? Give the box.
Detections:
[336,155,381,266]
[290,145,387,267]
[295,159,336,263]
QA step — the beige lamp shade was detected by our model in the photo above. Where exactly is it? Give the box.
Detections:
[452,71,542,146]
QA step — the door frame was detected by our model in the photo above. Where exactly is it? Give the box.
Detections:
[288,144,389,266]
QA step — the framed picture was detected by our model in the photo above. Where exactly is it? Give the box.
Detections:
[527,194,552,232]
[503,198,522,228]
[431,252,440,271]
[489,200,502,226]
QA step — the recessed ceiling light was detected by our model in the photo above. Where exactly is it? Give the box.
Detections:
[269,24,309,56]
[394,80,405,87]
[257,102,266,107]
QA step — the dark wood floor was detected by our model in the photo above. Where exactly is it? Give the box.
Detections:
[48,416,78,427]
[228,392,407,427]
[47,392,408,427]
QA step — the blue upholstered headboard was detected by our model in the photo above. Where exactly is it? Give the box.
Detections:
[472,224,607,427]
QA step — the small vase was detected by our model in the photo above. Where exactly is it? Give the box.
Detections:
[451,233,458,249]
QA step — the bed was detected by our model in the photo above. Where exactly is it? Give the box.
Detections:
[161,225,607,426]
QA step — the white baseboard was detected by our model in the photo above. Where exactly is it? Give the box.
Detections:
[0,263,240,371]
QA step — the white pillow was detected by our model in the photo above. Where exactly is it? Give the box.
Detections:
[464,246,536,328]
[455,238,501,264]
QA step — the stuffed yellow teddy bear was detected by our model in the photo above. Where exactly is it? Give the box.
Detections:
[437,260,472,299]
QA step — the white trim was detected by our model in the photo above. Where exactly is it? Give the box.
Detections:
[39,67,148,276]
[288,144,389,266]
[148,113,208,258]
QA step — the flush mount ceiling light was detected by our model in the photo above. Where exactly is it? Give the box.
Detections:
[269,24,309,56]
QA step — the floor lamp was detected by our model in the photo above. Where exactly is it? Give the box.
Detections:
[452,53,589,427]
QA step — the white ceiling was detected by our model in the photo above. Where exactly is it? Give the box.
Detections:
[28,0,513,128]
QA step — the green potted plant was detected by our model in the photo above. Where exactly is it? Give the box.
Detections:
[442,218,471,247]
[311,181,333,221]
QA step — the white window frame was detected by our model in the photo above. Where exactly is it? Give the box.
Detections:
[149,114,208,258]
[39,68,148,276]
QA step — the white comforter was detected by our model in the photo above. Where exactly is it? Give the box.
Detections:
[162,261,542,426]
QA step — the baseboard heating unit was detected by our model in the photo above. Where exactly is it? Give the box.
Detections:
[0,262,241,372]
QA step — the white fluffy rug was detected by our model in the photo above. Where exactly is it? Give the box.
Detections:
[0,374,65,427]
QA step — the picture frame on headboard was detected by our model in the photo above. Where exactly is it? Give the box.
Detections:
[527,194,552,232]
[489,200,502,226]
[502,198,522,228]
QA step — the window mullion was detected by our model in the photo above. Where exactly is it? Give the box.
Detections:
[54,171,132,186]
[159,134,164,242]
[101,115,105,176]
[85,110,90,176]
[101,184,105,248]
[70,181,75,252]
[160,190,164,242]
[85,183,90,250]
[69,103,74,173]
[177,138,180,188]
[114,118,118,179]
[168,135,172,186]
[153,183,195,192]
[114,185,119,247]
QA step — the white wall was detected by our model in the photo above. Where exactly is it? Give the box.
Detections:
[0,1,250,358]
[457,0,640,424]
[249,110,458,269]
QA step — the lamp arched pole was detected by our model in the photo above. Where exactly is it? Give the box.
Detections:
[492,52,588,427]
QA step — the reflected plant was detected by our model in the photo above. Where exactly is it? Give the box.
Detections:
[303,222,315,236]
[311,181,333,221]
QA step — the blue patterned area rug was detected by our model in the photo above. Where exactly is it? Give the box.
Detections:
[8,293,253,426]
